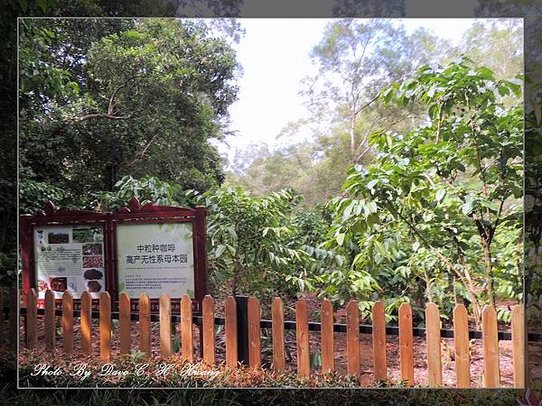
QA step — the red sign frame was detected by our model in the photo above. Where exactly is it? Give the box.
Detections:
[20,197,208,314]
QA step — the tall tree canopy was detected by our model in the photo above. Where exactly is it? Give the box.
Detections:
[20,18,240,212]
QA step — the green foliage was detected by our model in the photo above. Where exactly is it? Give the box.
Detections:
[226,142,347,207]
[461,20,523,80]
[19,179,70,214]
[190,186,313,297]
[19,18,239,211]
[95,175,187,212]
[227,19,455,207]
[325,59,523,321]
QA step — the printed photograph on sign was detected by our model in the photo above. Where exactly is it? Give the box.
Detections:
[116,222,195,299]
[34,225,105,299]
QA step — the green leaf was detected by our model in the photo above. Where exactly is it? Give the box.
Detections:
[462,198,476,216]
[435,189,446,202]
[215,244,226,258]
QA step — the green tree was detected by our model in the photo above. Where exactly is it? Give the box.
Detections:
[19,18,240,211]
[460,20,523,80]
[301,19,453,163]
[227,20,456,206]
[226,142,333,206]
[327,59,523,322]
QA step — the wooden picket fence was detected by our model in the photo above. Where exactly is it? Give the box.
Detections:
[12,288,527,388]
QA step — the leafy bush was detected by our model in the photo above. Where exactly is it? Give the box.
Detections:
[325,59,523,323]
[189,187,313,298]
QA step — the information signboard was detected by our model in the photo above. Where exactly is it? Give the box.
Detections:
[116,222,194,298]
[20,197,208,313]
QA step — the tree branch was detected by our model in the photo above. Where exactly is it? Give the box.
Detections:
[107,76,138,115]
[386,202,465,281]
[121,126,166,170]
[74,112,136,122]
[353,94,380,116]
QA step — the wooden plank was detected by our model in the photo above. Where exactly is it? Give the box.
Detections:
[80,291,92,354]
[202,295,215,365]
[139,293,151,358]
[100,292,111,361]
[482,305,500,387]
[248,296,261,369]
[9,289,17,348]
[62,290,74,354]
[425,303,442,387]
[271,297,285,371]
[511,304,525,387]
[346,300,360,378]
[44,289,55,350]
[372,301,387,382]
[296,298,310,378]
[398,302,414,386]
[225,296,237,368]
[181,294,193,362]
[159,293,171,357]
[119,292,131,355]
[453,304,471,387]
[321,299,334,374]
[26,289,37,349]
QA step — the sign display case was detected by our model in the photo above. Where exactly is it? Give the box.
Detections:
[20,197,208,313]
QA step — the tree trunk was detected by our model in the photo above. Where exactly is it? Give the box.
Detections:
[349,111,356,162]
[482,238,495,307]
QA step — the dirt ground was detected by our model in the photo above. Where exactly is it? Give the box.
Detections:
[18,296,536,388]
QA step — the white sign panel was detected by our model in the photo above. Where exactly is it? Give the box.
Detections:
[116,222,194,298]
[34,225,105,299]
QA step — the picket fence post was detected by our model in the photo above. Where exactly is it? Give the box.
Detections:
[100,291,111,361]
[346,300,360,379]
[271,297,285,371]
[321,299,334,374]
[426,303,442,386]
[511,304,525,387]
[372,301,387,382]
[44,289,55,350]
[139,293,151,358]
[159,293,171,357]
[453,304,470,387]
[181,294,193,362]
[225,296,238,368]
[482,305,500,387]
[247,296,261,369]
[399,302,414,386]
[63,290,74,354]
[296,298,310,378]
[26,289,37,350]
[202,295,215,365]
[119,292,131,355]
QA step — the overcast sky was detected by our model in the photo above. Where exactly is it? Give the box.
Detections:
[219,18,478,166]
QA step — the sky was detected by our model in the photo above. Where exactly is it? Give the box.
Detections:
[218,18,479,167]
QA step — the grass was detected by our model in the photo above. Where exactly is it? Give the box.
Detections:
[4,346,541,405]
[8,348,528,405]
